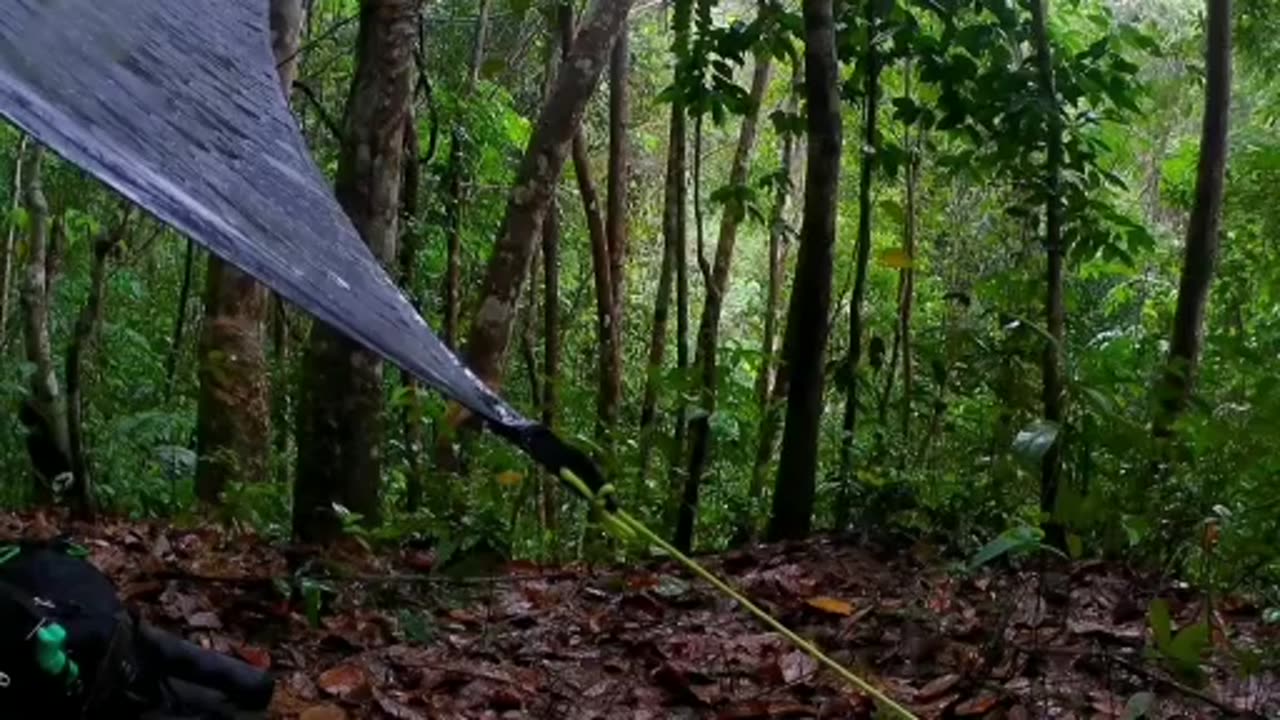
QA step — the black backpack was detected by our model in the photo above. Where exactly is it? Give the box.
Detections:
[0,539,274,719]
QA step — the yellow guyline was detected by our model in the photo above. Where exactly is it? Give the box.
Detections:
[559,470,920,720]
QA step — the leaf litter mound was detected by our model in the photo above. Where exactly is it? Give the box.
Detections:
[2,511,1276,719]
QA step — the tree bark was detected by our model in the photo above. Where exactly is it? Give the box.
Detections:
[607,15,630,347]
[398,110,427,513]
[65,208,132,519]
[677,47,773,552]
[637,136,680,487]
[1152,0,1231,455]
[442,0,493,350]
[444,0,633,438]
[768,0,842,541]
[1029,0,1066,541]
[834,0,881,530]
[0,134,28,341]
[294,0,416,543]
[558,3,622,441]
[540,9,562,532]
[18,146,70,502]
[195,0,304,504]
[164,239,195,402]
[900,69,918,444]
[742,84,800,540]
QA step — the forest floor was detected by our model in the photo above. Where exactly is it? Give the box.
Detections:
[2,510,1277,720]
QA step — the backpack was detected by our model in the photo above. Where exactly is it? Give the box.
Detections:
[0,539,274,719]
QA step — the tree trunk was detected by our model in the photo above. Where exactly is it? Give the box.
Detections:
[606,15,630,356]
[0,134,28,341]
[195,0,304,504]
[294,0,416,544]
[65,208,132,519]
[637,0,690,497]
[398,110,427,513]
[1029,0,1066,542]
[540,9,562,532]
[164,239,195,402]
[18,146,70,502]
[900,69,918,444]
[768,0,842,541]
[1151,0,1231,454]
[677,47,773,553]
[637,139,679,487]
[558,3,621,441]
[446,0,633,434]
[742,84,799,540]
[834,0,881,530]
[442,0,493,350]
[541,199,562,530]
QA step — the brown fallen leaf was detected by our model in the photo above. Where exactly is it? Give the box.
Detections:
[916,672,962,701]
[807,596,855,616]
[299,705,348,720]
[235,644,271,669]
[954,693,1000,716]
[317,664,369,700]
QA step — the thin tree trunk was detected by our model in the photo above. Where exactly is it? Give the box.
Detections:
[677,46,773,552]
[606,14,630,357]
[165,239,195,402]
[442,0,493,350]
[834,0,881,530]
[65,208,132,519]
[901,68,919,444]
[637,139,678,486]
[398,110,427,513]
[195,0,304,504]
[559,2,622,442]
[0,134,28,340]
[540,9,562,532]
[294,0,416,543]
[18,146,70,502]
[1151,0,1231,457]
[742,83,799,539]
[639,0,690,496]
[768,0,842,541]
[444,0,634,439]
[1029,0,1066,543]
[541,197,561,530]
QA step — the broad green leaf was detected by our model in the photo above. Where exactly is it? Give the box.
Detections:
[969,525,1043,569]
[1148,599,1172,649]
[1167,621,1209,667]
[1012,421,1059,470]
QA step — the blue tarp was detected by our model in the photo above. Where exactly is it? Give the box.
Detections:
[0,0,599,490]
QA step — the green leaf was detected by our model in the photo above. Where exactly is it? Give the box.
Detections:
[1149,599,1172,649]
[969,525,1044,569]
[1167,621,1209,667]
[1012,420,1059,470]
[1120,692,1155,720]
